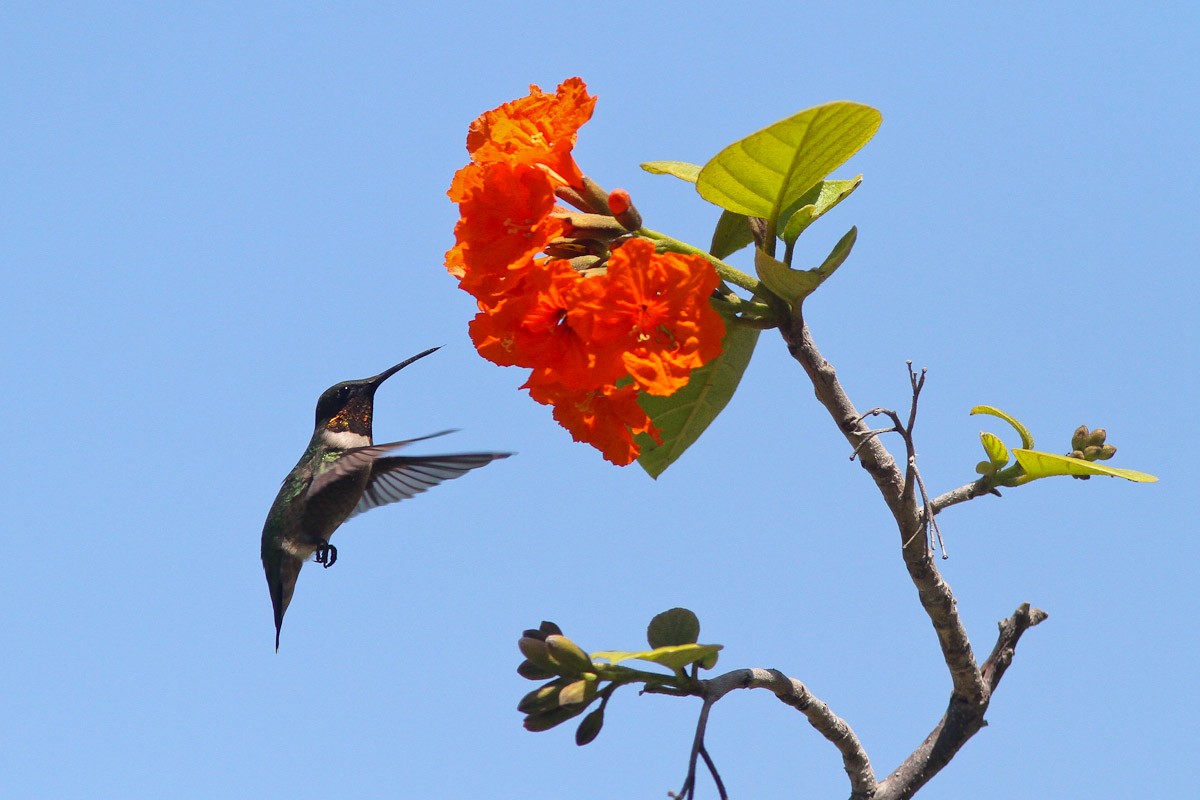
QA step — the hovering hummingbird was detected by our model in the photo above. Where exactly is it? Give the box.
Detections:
[260,346,510,650]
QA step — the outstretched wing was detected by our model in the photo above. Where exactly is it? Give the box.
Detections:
[350,451,511,518]
[304,430,458,500]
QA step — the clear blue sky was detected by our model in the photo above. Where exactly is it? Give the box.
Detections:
[3,4,1196,798]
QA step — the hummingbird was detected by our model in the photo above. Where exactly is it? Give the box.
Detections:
[260,346,510,650]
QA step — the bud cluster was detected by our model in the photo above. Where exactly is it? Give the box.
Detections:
[517,621,607,745]
[1068,425,1118,480]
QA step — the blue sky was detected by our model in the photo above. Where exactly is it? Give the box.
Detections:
[3,4,1196,798]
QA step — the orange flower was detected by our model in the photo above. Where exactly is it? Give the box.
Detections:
[469,259,626,389]
[446,162,566,303]
[526,379,660,466]
[446,79,728,467]
[598,238,726,396]
[464,77,595,190]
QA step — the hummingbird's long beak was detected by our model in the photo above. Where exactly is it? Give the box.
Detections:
[365,346,441,390]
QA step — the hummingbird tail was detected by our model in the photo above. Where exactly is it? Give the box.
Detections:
[264,552,304,652]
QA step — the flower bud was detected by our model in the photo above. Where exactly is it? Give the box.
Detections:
[1071,426,1090,452]
[575,708,605,746]
[1087,428,1107,447]
[518,682,563,714]
[545,635,593,676]
[607,188,643,231]
[517,659,557,681]
[518,637,558,672]
[1097,444,1117,460]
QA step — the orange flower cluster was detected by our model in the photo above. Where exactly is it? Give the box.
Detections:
[446,78,726,465]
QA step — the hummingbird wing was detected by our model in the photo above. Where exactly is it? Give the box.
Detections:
[350,451,512,518]
[304,430,458,500]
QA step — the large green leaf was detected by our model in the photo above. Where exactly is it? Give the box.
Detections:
[641,160,701,183]
[696,102,881,223]
[755,227,857,307]
[636,323,759,478]
[1012,449,1158,482]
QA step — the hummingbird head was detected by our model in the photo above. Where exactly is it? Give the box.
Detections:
[314,347,441,444]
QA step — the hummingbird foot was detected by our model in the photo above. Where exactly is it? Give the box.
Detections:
[314,541,338,568]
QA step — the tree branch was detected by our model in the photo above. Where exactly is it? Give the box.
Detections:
[875,603,1047,800]
[781,313,982,702]
[701,667,876,798]
[779,311,1049,798]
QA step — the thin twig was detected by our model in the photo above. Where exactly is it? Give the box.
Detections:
[698,743,728,800]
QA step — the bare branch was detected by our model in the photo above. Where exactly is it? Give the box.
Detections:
[926,481,999,516]
[702,667,876,798]
[875,604,1047,800]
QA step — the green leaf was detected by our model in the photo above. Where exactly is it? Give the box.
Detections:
[710,210,755,259]
[779,177,862,244]
[696,102,881,223]
[636,323,759,478]
[647,608,700,648]
[970,405,1035,449]
[980,432,1009,466]
[592,644,723,671]
[754,227,857,307]
[641,160,702,183]
[1011,449,1158,482]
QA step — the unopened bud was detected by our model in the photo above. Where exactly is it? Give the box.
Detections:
[519,637,557,672]
[517,659,557,681]
[575,708,605,746]
[545,635,593,676]
[607,188,643,231]
[1071,426,1090,452]
[1069,449,1086,460]
[518,683,563,714]
[1097,443,1117,460]
[558,677,597,707]
[1083,445,1102,461]
[1087,428,1107,447]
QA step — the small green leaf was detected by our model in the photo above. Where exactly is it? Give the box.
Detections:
[592,644,724,671]
[970,405,1035,449]
[980,432,1009,466]
[779,177,862,244]
[636,323,759,478]
[641,160,702,183]
[710,210,755,259]
[755,227,857,307]
[647,608,701,648]
[1011,449,1158,482]
[696,102,881,223]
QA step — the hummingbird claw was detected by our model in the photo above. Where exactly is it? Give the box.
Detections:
[314,541,338,568]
